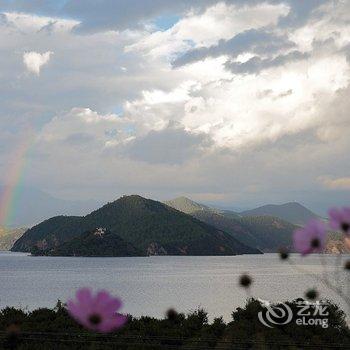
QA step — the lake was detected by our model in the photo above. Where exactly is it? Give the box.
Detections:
[0,252,349,321]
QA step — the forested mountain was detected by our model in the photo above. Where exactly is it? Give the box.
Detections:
[240,202,320,225]
[166,197,349,253]
[237,216,297,252]
[189,210,259,248]
[12,195,260,256]
[166,197,298,252]
[33,228,143,257]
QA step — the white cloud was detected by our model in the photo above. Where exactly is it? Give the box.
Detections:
[0,1,350,211]
[4,12,78,33]
[318,177,350,190]
[127,2,290,58]
[37,108,131,148]
[23,51,53,75]
[125,51,349,149]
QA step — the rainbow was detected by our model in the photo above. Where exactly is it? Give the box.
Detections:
[0,131,34,228]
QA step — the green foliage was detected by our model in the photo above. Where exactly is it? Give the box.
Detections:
[228,298,350,349]
[0,299,348,349]
[39,230,143,257]
[13,216,85,252]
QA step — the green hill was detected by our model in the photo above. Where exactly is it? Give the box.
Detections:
[12,195,260,256]
[190,212,297,252]
[189,210,257,247]
[166,197,298,252]
[237,216,297,252]
[240,202,320,225]
[33,228,143,257]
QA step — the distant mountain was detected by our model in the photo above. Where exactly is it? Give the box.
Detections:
[0,227,26,250]
[189,210,258,248]
[237,216,297,252]
[33,228,143,257]
[165,197,240,218]
[165,196,212,214]
[166,197,298,252]
[12,195,260,256]
[240,202,320,225]
[0,186,99,227]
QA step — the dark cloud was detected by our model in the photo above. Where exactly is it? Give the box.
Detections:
[0,12,7,25]
[225,50,309,74]
[45,0,269,33]
[37,20,58,34]
[65,132,95,145]
[0,0,63,15]
[123,123,212,165]
[173,29,295,67]
[278,0,327,27]
[0,0,325,33]
[0,0,216,32]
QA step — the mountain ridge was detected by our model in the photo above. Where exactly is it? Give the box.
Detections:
[165,197,298,252]
[240,202,320,225]
[33,228,143,257]
[12,195,260,256]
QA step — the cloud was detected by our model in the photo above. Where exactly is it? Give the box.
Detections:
[0,0,324,34]
[61,0,212,33]
[225,50,309,74]
[37,108,127,147]
[122,122,212,164]
[23,51,53,75]
[130,3,290,62]
[0,0,349,214]
[318,177,350,190]
[173,28,293,67]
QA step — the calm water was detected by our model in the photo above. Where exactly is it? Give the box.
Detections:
[0,252,349,321]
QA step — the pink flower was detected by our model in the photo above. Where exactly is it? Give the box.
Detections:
[293,220,326,255]
[328,207,350,236]
[67,288,127,333]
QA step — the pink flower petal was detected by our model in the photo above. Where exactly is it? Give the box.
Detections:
[293,219,326,255]
[66,288,126,333]
[99,314,127,333]
[328,207,350,234]
[67,300,90,326]
[76,288,93,307]
[94,291,122,317]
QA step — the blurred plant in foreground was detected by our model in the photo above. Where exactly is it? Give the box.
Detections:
[67,288,127,333]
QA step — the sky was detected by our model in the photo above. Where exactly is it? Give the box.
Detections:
[0,0,349,214]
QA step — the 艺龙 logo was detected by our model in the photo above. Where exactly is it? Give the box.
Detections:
[258,302,293,328]
[258,300,329,328]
